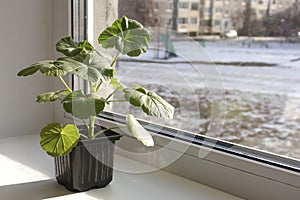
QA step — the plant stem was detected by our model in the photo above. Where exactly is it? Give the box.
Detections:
[80,134,88,139]
[93,126,127,139]
[96,80,103,93]
[59,76,72,93]
[89,116,96,139]
[111,52,120,67]
[89,81,96,93]
[105,88,120,101]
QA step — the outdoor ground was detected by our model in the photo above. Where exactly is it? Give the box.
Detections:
[111,40,300,160]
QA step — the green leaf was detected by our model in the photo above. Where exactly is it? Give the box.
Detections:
[36,90,71,103]
[17,57,84,77]
[40,123,80,156]
[56,36,94,57]
[38,60,72,76]
[126,114,154,147]
[17,65,39,76]
[98,16,151,57]
[62,90,105,119]
[73,51,113,82]
[124,86,174,119]
[36,92,59,103]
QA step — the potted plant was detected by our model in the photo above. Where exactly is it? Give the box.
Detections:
[17,16,174,191]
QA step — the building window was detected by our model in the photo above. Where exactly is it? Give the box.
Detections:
[179,2,189,9]
[224,8,230,16]
[178,17,189,24]
[204,19,212,26]
[138,0,146,8]
[214,20,221,25]
[233,8,238,16]
[259,9,265,15]
[204,7,212,14]
[154,1,159,10]
[215,7,223,13]
[191,2,199,10]
[166,3,173,11]
[191,17,198,24]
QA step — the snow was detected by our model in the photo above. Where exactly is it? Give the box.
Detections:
[114,40,300,160]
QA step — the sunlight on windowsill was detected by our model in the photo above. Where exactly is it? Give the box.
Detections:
[0,154,51,187]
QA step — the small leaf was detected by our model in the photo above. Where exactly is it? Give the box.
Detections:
[40,123,80,156]
[126,114,154,147]
[36,92,59,103]
[17,65,39,76]
[56,36,94,57]
[98,16,151,57]
[36,90,71,103]
[124,86,174,119]
[62,90,105,119]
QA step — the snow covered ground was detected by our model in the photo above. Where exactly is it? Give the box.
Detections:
[114,41,300,160]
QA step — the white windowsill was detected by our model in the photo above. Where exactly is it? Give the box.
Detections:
[0,134,243,200]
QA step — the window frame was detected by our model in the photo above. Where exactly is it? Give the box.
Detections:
[57,1,300,199]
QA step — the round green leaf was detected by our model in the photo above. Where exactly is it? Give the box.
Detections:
[98,16,151,57]
[72,51,113,82]
[62,90,105,119]
[40,123,80,157]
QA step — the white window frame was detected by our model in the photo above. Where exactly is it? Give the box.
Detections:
[56,1,300,199]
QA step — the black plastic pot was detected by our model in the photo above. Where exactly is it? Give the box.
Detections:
[54,126,121,192]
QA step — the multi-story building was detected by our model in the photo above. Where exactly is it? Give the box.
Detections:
[119,0,298,36]
[118,0,155,27]
[152,0,174,28]
[177,0,201,36]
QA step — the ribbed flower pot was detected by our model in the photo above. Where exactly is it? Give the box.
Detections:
[54,126,121,192]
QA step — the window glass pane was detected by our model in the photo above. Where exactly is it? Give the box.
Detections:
[191,3,199,10]
[191,17,198,24]
[179,2,189,9]
[91,0,300,161]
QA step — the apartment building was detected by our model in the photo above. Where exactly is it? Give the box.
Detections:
[119,0,298,36]
[177,0,201,36]
[152,0,174,28]
[118,0,155,26]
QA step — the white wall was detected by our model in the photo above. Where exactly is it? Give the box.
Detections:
[0,0,66,137]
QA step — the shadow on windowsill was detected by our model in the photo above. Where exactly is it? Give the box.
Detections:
[0,179,73,200]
